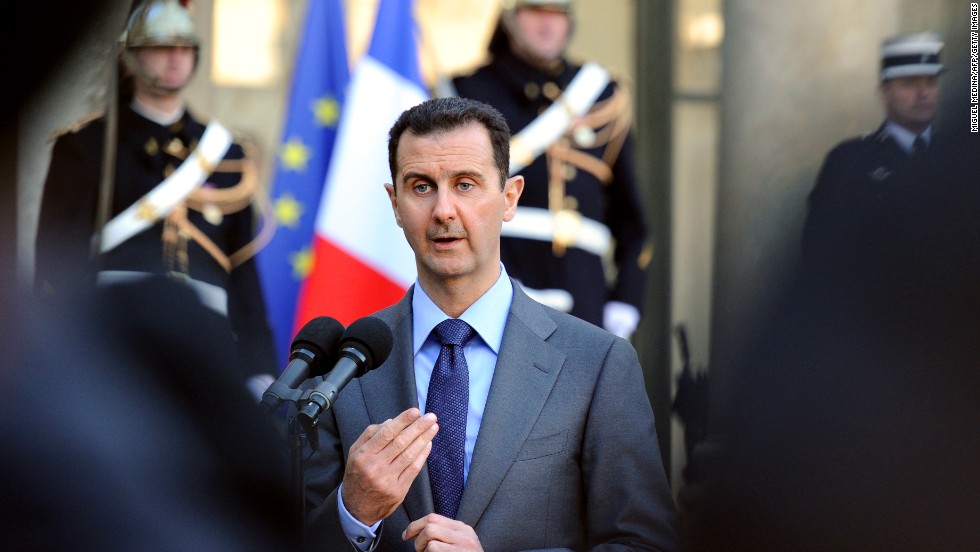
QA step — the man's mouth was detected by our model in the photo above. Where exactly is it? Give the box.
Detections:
[430,233,466,250]
[428,225,465,243]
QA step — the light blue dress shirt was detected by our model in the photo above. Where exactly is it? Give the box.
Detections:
[884,120,932,155]
[411,266,512,483]
[339,265,514,548]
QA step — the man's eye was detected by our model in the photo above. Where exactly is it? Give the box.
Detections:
[413,183,431,194]
[458,181,474,191]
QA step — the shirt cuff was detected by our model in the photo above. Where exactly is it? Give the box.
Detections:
[337,483,382,551]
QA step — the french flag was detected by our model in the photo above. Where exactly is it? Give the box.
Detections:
[294,0,427,327]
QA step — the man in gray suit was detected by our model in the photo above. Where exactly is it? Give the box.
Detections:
[304,97,677,551]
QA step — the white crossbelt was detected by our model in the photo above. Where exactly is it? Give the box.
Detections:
[100,121,233,254]
[502,206,612,257]
[508,62,610,175]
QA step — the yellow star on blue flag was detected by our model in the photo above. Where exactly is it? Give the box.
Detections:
[279,137,312,173]
[313,96,341,127]
[289,246,314,281]
[273,193,304,229]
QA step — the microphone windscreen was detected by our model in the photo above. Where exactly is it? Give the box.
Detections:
[290,316,345,375]
[340,316,394,369]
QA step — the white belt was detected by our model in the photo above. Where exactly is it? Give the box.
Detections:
[502,206,612,257]
[100,121,233,254]
[97,270,229,316]
[516,284,574,313]
[509,62,610,175]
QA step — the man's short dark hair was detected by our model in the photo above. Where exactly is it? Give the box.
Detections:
[388,97,511,189]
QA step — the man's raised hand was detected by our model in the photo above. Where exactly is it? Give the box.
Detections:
[341,408,438,525]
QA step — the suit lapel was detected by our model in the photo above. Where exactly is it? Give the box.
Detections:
[360,291,417,423]
[357,287,436,520]
[456,283,566,526]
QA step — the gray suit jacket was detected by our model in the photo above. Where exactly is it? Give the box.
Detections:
[304,280,678,551]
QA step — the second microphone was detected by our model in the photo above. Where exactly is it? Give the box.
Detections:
[298,316,394,434]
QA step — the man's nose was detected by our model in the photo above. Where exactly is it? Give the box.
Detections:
[432,187,457,221]
[915,81,934,97]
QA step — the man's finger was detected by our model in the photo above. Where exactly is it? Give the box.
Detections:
[387,412,437,455]
[402,513,439,541]
[359,408,421,453]
[396,423,436,483]
[404,514,477,552]
[349,419,386,453]
[374,410,437,457]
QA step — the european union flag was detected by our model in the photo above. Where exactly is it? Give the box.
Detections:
[257,0,350,363]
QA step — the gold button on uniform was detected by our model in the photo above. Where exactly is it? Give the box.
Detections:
[166,137,185,156]
[542,81,561,100]
[144,137,159,156]
[573,125,597,147]
[203,204,224,225]
[524,82,540,100]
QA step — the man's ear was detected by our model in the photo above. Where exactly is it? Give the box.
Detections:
[385,183,403,228]
[502,175,524,222]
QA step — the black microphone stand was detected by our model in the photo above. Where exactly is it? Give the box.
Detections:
[265,387,317,545]
[287,413,309,541]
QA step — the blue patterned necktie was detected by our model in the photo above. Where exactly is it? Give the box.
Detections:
[426,318,475,519]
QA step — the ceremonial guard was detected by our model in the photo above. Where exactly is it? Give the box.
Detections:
[34,0,277,389]
[450,0,651,338]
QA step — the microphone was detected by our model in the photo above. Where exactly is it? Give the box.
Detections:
[298,316,393,434]
[260,316,345,415]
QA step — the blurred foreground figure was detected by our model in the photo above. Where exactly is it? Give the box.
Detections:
[679,269,980,551]
[0,276,295,550]
[34,0,277,395]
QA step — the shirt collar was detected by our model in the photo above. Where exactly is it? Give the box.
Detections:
[411,264,513,355]
[131,98,186,126]
[884,120,933,153]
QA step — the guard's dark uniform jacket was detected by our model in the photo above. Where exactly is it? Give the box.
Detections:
[35,104,277,378]
[801,123,980,316]
[453,49,650,327]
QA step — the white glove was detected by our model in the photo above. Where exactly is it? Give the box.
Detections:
[603,301,640,340]
[245,373,276,404]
